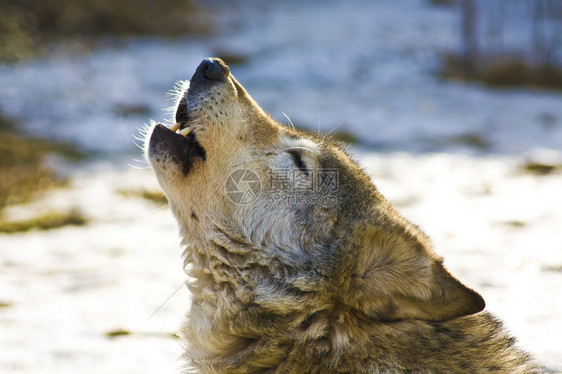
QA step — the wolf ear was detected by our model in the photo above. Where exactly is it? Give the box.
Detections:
[343,226,485,322]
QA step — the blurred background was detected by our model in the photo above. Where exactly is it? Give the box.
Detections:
[0,0,561,372]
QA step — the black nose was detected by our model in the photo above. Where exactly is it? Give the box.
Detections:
[191,58,230,83]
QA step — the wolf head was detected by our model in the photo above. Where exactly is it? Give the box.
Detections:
[145,58,484,327]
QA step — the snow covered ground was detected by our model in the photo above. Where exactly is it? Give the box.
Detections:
[0,0,561,372]
[1,157,561,373]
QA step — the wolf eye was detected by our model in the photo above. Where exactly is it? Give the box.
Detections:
[286,149,309,175]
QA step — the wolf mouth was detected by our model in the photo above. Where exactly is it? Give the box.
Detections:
[148,121,206,175]
[146,83,205,175]
[170,90,206,166]
[175,93,190,127]
[148,58,231,175]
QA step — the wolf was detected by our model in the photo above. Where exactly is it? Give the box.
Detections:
[144,58,543,373]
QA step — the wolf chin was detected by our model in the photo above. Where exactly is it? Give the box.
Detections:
[144,58,543,373]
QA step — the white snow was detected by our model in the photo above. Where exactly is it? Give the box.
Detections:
[0,170,188,374]
[1,158,561,372]
[0,0,561,372]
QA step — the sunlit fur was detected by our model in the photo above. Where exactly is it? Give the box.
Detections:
[145,58,543,373]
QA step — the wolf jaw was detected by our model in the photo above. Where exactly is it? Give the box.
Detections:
[144,58,543,373]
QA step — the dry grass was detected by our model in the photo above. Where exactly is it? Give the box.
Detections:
[0,209,87,233]
[105,329,132,338]
[0,0,207,62]
[441,53,562,90]
[521,161,562,176]
[118,189,168,205]
[0,112,83,214]
[1,114,56,209]
[440,133,490,151]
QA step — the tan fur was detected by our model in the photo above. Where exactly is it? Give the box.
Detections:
[144,58,544,373]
